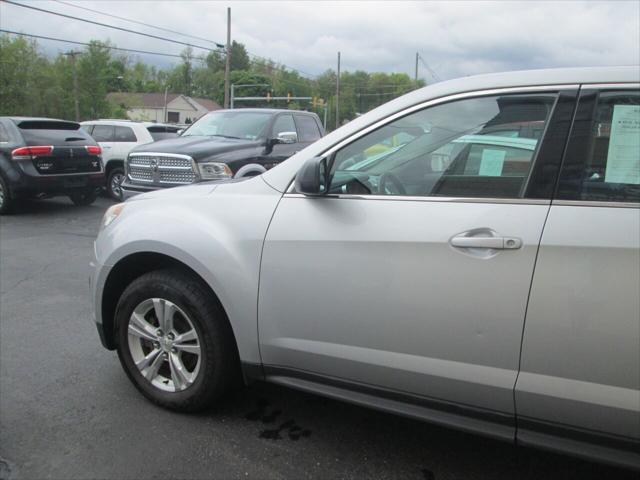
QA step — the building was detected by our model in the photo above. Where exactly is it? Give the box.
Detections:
[106,92,221,124]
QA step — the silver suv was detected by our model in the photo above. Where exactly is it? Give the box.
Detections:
[91,67,640,469]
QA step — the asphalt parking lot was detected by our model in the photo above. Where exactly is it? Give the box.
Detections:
[0,196,636,480]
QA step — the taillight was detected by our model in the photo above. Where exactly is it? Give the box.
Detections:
[85,145,101,155]
[11,146,53,159]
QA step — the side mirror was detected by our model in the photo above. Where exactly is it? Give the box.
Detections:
[295,156,329,196]
[176,129,184,135]
[274,131,297,144]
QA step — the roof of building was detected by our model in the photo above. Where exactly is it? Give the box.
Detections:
[106,92,221,111]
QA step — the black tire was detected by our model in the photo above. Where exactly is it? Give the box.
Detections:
[0,174,13,215]
[107,167,125,201]
[115,269,238,412]
[69,189,97,206]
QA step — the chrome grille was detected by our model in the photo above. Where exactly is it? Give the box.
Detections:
[127,154,197,185]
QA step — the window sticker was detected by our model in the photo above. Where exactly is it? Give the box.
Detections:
[478,148,506,176]
[604,104,640,185]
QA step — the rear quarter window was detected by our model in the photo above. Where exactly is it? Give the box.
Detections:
[114,126,137,142]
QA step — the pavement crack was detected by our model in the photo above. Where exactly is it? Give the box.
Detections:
[0,259,59,295]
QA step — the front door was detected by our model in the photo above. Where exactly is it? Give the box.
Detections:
[259,89,576,424]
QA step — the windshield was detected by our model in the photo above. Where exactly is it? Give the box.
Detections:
[182,111,272,140]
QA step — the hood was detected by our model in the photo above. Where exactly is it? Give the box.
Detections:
[126,182,220,202]
[130,135,263,160]
[125,177,253,203]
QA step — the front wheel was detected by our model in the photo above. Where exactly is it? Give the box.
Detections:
[115,269,238,412]
[107,168,125,201]
[69,189,97,206]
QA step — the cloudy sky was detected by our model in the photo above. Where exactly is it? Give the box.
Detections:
[1,0,639,81]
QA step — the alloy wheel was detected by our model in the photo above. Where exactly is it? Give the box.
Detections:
[127,298,202,392]
[110,172,124,199]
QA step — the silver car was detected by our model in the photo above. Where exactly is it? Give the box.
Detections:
[91,66,640,469]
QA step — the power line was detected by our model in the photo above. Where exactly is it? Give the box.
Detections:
[47,0,318,81]
[42,0,317,81]
[0,29,184,58]
[52,0,223,48]
[1,0,224,52]
[417,53,441,82]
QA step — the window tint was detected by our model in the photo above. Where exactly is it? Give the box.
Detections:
[114,126,137,142]
[328,93,557,198]
[92,125,114,142]
[295,115,321,142]
[557,90,639,203]
[272,114,296,137]
[17,122,92,145]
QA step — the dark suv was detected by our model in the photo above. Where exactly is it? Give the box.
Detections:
[121,108,323,199]
[0,117,104,214]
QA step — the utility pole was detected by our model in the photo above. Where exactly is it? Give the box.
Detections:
[223,7,231,109]
[335,51,341,129]
[414,52,419,87]
[65,51,81,121]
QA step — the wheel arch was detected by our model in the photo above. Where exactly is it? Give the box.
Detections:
[234,163,267,178]
[105,159,125,175]
[100,251,241,376]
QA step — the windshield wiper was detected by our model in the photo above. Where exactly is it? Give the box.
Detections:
[210,134,241,139]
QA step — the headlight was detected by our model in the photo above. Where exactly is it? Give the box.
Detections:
[198,162,232,180]
[100,203,125,231]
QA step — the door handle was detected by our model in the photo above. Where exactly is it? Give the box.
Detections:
[450,235,522,250]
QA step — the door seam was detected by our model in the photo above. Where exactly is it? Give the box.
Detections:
[513,86,582,445]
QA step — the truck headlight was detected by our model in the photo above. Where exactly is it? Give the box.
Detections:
[198,162,232,180]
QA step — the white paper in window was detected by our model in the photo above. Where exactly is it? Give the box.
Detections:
[479,149,506,176]
[604,105,640,185]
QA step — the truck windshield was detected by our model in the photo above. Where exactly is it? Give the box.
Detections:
[182,111,272,140]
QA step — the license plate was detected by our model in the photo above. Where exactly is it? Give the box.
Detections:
[64,177,89,187]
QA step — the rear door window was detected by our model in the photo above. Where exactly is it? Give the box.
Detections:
[556,89,639,203]
[114,126,137,142]
[294,115,322,142]
[92,125,115,142]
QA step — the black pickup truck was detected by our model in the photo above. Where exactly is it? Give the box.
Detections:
[0,117,104,214]
[121,108,324,199]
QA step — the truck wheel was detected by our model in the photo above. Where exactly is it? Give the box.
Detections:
[0,175,14,215]
[69,189,97,206]
[115,269,238,412]
[107,168,125,201]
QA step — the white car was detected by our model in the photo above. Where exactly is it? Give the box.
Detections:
[81,120,181,200]
[91,67,639,469]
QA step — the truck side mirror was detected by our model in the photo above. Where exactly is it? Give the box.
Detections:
[274,131,298,144]
[295,156,329,195]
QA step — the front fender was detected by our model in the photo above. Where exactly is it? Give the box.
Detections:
[95,177,283,364]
